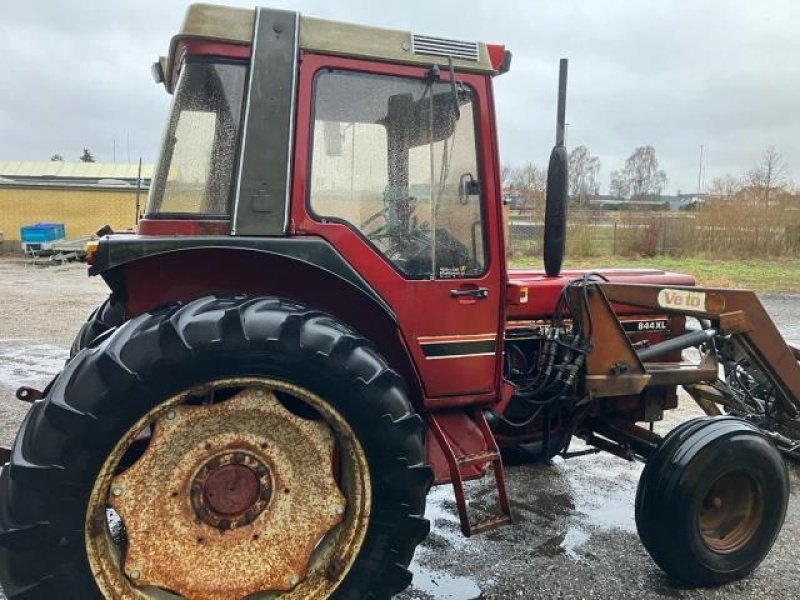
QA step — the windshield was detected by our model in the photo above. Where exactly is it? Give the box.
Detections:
[309,69,485,279]
[146,59,247,218]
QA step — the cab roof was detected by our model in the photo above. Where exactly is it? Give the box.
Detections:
[161,3,502,91]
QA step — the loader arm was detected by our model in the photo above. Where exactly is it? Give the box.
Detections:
[598,283,800,417]
[557,281,800,462]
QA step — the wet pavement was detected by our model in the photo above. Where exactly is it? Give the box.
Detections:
[0,258,797,599]
[401,440,800,599]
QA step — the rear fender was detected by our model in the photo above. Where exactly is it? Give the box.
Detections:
[92,243,424,405]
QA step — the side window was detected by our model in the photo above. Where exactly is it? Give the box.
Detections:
[309,70,486,279]
[148,60,247,217]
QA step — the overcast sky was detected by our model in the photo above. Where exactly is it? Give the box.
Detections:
[2,0,799,194]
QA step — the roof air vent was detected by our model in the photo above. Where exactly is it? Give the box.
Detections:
[411,34,479,62]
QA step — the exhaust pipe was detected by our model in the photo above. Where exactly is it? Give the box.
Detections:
[543,58,569,277]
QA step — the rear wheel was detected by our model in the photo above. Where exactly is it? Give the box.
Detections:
[0,296,432,599]
[69,294,125,357]
[635,416,788,585]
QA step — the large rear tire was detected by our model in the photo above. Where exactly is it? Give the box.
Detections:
[69,294,125,358]
[0,296,431,599]
[636,416,788,586]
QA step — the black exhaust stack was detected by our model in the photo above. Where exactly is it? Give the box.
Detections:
[543,58,569,277]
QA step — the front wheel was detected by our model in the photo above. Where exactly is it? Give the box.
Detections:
[635,416,789,586]
[0,296,432,599]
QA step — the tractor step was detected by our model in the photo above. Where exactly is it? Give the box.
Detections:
[428,408,512,537]
[469,513,513,535]
[456,449,501,468]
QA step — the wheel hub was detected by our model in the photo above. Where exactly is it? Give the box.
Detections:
[192,452,272,528]
[699,469,763,554]
[106,386,348,599]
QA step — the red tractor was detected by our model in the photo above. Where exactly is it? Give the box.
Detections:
[2,5,799,599]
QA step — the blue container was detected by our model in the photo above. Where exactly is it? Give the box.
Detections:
[20,223,66,243]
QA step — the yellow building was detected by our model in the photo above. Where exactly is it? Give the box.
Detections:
[0,161,154,243]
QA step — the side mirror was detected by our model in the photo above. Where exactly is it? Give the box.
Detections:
[544,145,568,277]
[543,58,569,277]
[458,173,481,205]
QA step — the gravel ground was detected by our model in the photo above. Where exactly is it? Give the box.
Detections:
[0,256,797,599]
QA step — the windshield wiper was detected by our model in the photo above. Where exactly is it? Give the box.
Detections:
[447,57,461,121]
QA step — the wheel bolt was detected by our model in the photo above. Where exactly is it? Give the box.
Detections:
[129,569,141,580]
[111,485,123,497]
[287,574,299,587]
[165,409,177,420]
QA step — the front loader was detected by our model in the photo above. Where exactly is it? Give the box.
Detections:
[1,4,798,599]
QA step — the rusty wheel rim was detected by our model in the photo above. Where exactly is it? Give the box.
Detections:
[698,469,763,554]
[85,377,371,599]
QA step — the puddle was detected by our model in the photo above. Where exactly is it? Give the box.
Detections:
[567,473,638,533]
[515,447,643,560]
[0,340,66,389]
[404,485,484,599]
[422,485,473,548]
[561,527,590,560]
[408,560,483,599]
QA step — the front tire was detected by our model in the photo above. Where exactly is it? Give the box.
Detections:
[635,416,789,586]
[0,296,432,599]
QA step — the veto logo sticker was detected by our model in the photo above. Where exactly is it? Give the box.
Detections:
[657,289,707,312]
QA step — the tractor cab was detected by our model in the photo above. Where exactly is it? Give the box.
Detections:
[112,5,516,400]
[143,5,508,248]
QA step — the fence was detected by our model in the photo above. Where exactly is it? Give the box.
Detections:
[507,206,800,259]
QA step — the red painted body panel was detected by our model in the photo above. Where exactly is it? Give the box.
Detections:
[486,44,507,72]
[116,248,423,403]
[169,39,251,92]
[291,53,506,402]
[426,411,489,485]
[506,268,696,320]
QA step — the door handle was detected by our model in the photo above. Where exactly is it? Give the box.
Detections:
[450,287,489,299]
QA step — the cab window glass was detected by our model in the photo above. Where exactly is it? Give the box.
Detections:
[147,59,247,217]
[309,70,485,279]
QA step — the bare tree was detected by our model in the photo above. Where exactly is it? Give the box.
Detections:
[609,170,629,199]
[616,145,667,199]
[79,148,96,163]
[707,174,742,200]
[500,163,514,189]
[508,162,546,209]
[568,145,601,207]
[746,146,789,206]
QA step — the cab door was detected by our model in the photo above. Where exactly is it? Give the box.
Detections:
[293,54,505,400]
